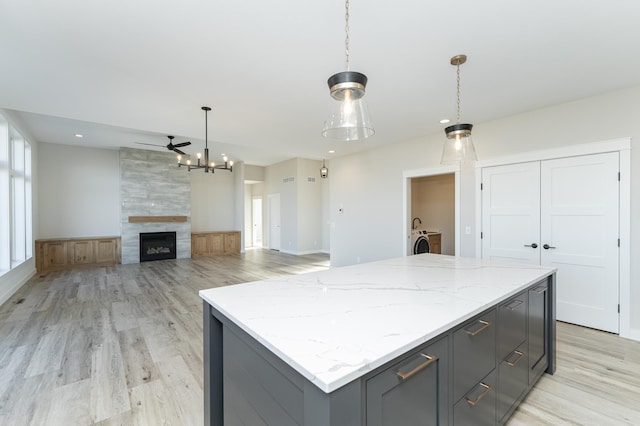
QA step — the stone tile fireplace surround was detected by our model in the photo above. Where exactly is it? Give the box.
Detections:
[120,148,191,264]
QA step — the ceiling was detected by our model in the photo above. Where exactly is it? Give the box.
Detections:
[2,0,640,166]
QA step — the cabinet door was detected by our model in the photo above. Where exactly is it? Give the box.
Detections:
[95,239,117,263]
[43,242,67,269]
[71,241,94,264]
[192,234,210,256]
[366,337,448,426]
[528,282,548,384]
[224,232,240,254]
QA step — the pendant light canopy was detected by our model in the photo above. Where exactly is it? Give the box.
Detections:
[321,0,374,141]
[441,54,478,165]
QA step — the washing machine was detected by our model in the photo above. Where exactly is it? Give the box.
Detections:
[411,230,431,254]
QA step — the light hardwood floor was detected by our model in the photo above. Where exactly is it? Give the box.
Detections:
[0,249,638,425]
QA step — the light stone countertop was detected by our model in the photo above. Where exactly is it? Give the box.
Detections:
[200,254,555,393]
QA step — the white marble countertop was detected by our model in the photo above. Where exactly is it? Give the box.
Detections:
[199,254,555,393]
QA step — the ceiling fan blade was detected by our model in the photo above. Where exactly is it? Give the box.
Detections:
[173,141,191,148]
[173,148,186,155]
[135,142,164,147]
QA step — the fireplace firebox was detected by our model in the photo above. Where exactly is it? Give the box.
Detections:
[139,232,177,262]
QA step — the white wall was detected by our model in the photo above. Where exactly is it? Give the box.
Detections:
[330,84,640,337]
[190,165,237,232]
[296,158,324,254]
[264,159,298,253]
[38,143,120,238]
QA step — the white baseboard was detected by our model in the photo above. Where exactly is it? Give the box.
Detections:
[620,327,640,343]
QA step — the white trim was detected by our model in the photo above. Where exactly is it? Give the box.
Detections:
[475,138,633,339]
[476,138,631,168]
[402,165,460,257]
[618,146,634,341]
[0,263,35,306]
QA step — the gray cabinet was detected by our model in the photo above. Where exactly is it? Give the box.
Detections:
[204,276,556,426]
[366,337,448,426]
[453,370,497,426]
[529,282,549,384]
[453,309,497,425]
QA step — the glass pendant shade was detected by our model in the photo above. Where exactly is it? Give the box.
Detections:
[441,123,477,165]
[322,71,375,141]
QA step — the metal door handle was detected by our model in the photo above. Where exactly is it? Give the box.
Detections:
[524,243,538,248]
[465,382,492,406]
[543,244,556,250]
[464,320,491,336]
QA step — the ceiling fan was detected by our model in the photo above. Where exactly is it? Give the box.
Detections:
[136,136,191,155]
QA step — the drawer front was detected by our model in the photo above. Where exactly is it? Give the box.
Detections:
[497,291,527,360]
[497,341,528,423]
[454,369,496,426]
[453,309,496,403]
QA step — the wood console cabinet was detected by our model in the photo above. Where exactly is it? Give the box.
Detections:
[191,231,240,257]
[35,236,121,274]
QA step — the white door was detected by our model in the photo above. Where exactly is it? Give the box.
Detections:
[541,153,619,333]
[268,193,281,251]
[482,162,541,265]
[481,152,620,333]
[252,197,263,247]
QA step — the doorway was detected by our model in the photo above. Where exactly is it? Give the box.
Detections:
[403,166,460,257]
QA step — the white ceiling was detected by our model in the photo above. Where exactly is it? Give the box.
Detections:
[2,0,640,166]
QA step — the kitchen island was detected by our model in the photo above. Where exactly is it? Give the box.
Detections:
[200,254,556,425]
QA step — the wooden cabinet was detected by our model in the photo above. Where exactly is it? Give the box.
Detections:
[428,233,441,254]
[366,336,449,426]
[36,237,121,274]
[191,231,240,257]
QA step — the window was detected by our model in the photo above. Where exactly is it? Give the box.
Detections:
[0,112,33,275]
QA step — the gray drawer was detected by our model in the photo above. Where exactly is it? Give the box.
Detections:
[454,369,496,426]
[497,341,528,423]
[497,291,527,360]
[453,309,496,403]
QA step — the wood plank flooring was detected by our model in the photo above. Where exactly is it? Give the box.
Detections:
[1,248,639,425]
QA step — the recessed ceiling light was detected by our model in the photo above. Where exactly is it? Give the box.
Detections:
[75,134,84,138]
[328,150,335,154]
[439,119,450,124]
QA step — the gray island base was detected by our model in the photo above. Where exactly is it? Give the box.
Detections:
[201,255,556,425]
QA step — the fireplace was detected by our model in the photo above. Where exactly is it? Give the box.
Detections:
[139,232,177,262]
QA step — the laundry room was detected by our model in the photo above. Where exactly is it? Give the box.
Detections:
[410,173,455,255]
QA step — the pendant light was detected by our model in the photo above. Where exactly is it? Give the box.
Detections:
[177,106,233,173]
[320,159,329,179]
[321,0,374,141]
[441,54,478,165]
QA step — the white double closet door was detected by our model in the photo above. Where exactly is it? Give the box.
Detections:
[482,152,620,333]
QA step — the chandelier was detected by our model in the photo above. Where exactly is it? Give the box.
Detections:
[177,106,233,173]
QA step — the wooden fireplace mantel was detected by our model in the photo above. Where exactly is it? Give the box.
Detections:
[128,216,188,223]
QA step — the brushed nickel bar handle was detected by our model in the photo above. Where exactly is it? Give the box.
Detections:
[505,299,524,310]
[464,320,491,336]
[396,353,437,381]
[533,285,547,294]
[465,382,491,406]
[506,350,525,367]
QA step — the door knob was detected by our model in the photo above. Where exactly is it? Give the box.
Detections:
[524,243,538,249]
[543,244,556,250]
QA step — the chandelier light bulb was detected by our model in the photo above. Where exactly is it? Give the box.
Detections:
[197,153,202,159]
[187,159,191,166]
